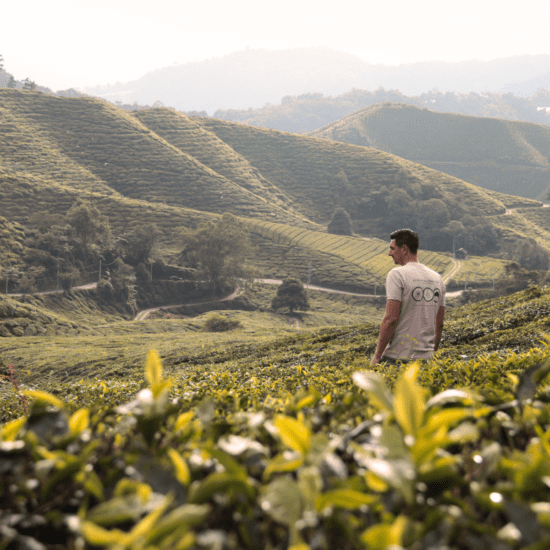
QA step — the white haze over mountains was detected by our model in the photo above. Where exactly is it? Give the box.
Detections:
[3,2,550,84]
[84,49,550,114]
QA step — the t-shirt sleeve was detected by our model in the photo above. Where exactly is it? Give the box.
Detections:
[385,269,403,302]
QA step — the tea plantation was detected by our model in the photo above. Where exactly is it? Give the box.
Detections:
[3,88,550,550]
[3,284,550,549]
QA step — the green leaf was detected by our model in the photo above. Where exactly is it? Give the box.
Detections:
[146,504,211,545]
[69,408,89,436]
[0,417,26,441]
[167,448,191,486]
[260,476,303,525]
[264,453,304,479]
[125,493,172,545]
[423,408,472,435]
[426,389,481,408]
[145,348,162,389]
[394,363,425,437]
[316,489,378,511]
[87,493,164,526]
[187,471,255,504]
[22,389,63,409]
[81,521,127,546]
[352,371,393,412]
[358,454,416,504]
[274,415,311,455]
[361,515,409,550]
[516,362,550,402]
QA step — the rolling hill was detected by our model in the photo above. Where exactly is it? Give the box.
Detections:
[310,102,550,200]
[1,88,550,301]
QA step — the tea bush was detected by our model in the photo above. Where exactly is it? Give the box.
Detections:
[2,345,550,549]
[202,312,242,332]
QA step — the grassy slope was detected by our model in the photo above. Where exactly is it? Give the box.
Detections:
[0,90,302,225]
[196,116,509,223]
[310,102,550,200]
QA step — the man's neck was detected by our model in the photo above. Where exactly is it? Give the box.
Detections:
[401,256,418,266]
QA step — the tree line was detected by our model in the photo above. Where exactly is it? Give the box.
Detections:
[12,204,310,314]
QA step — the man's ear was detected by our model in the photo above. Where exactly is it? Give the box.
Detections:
[402,245,410,255]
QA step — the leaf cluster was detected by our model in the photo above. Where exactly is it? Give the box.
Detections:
[4,346,550,549]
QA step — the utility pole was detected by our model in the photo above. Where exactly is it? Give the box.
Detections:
[307,260,312,289]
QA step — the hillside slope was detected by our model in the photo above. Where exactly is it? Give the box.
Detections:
[311,103,550,200]
[0,90,303,225]
[1,89,550,298]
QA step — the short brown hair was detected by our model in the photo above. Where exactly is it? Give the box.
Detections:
[390,228,419,254]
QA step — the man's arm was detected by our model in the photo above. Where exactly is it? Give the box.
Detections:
[372,299,401,365]
[434,305,445,352]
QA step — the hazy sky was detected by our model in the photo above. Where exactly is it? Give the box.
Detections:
[2,0,549,91]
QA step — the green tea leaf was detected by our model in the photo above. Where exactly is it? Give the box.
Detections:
[352,371,393,412]
[274,415,311,455]
[316,489,378,511]
[260,476,303,525]
[394,363,425,437]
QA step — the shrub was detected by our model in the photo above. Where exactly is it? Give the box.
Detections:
[59,270,80,291]
[271,277,310,313]
[17,275,36,294]
[97,279,114,300]
[327,207,353,236]
[202,312,241,332]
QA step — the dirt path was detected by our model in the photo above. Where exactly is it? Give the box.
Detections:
[134,285,246,321]
[443,258,461,284]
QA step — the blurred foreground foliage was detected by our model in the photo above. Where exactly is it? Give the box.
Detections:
[3,344,550,549]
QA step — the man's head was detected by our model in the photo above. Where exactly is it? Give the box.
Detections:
[389,228,419,265]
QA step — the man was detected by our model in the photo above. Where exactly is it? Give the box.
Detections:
[372,228,445,365]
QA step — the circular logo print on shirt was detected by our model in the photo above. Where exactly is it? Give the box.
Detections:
[412,287,423,301]
[434,289,440,303]
[423,288,434,302]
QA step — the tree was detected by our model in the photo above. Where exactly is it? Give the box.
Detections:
[121,223,162,266]
[384,188,418,230]
[7,76,16,88]
[65,200,111,257]
[0,54,4,71]
[271,277,310,314]
[331,168,355,205]
[464,221,498,255]
[418,199,450,234]
[443,220,465,255]
[23,78,36,90]
[502,238,550,271]
[357,185,389,219]
[328,207,353,236]
[179,213,255,295]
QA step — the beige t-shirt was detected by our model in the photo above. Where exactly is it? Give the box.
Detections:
[384,262,445,360]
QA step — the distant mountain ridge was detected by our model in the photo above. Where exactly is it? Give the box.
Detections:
[214,88,550,134]
[311,103,550,200]
[83,48,550,113]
